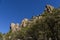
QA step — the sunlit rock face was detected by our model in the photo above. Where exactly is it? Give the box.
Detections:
[15,23,20,31]
[20,18,29,27]
[45,5,54,13]
[10,23,16,32]
[10,23,20,32]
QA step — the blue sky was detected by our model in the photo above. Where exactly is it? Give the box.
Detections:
[0,0,60,33]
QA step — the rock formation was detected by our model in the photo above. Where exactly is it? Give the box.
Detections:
[10,23,20,32]
[45,5,54,13]
[20,18,29,27]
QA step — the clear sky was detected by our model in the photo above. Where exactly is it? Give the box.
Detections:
[0,0,60,33]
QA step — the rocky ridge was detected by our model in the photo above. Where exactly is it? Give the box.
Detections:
[10,5,54,33]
